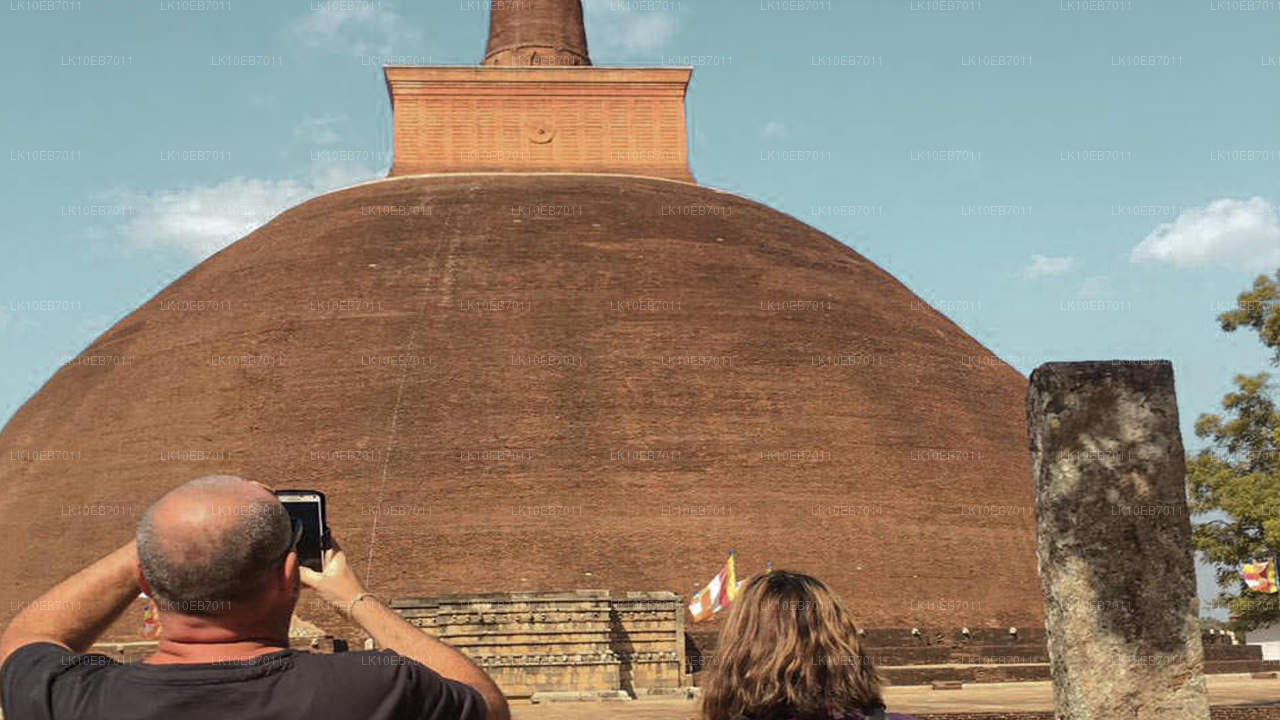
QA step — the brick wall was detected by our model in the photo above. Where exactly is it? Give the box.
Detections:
[384,66,695,182]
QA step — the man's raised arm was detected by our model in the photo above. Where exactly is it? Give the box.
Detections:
[0,541,140,668]
[301,539,511,720]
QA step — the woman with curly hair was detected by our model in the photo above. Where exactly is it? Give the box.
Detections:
[699,571,916,720]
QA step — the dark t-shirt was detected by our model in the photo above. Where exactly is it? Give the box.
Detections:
[0,642,487,720]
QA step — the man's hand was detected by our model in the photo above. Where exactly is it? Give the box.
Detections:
[298,538,367,613]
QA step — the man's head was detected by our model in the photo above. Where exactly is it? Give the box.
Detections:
[136,476,297,624]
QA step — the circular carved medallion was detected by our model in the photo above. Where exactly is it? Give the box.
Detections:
[526,122,556,144]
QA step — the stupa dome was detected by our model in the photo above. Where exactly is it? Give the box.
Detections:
[0,174,1040,637]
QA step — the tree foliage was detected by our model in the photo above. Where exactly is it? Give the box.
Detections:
[1189,271,1280,630]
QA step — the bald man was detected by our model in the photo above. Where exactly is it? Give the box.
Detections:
[0,476,510,720]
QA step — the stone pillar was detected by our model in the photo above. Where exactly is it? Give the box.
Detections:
[1027,361,1209,720]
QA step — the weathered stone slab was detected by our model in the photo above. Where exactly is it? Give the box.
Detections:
[1027,361,1209,720]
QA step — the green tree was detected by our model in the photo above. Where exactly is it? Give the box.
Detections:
[1188,271,1280,631]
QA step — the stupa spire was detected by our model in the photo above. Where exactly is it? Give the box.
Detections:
[483,0,591,66]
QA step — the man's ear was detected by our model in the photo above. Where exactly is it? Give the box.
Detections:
[281,551,299,590]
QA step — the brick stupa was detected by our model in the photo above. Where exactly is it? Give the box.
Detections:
[0,0,1042,640]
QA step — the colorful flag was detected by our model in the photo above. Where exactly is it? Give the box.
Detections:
[688,550,741,623]
[141,594,161,639]
[1243,559,1279,594]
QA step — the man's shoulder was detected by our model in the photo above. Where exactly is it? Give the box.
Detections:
[295,649,416,671]
[293,650,487,718]
[2,641,119,677]
[290,649,436,684]
[1,642,122,720]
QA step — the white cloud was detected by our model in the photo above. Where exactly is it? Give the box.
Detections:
[105,159,378,260]
[97,111,384,261]
[582,0,679,58]
[760,121,789,142]
[108,178,310,259]
[1021,254,1076,279]
[1131,196,1280,271]
[289,0,422,58]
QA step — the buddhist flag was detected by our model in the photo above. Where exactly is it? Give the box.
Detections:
[1242,559,1279,594]
[141,593,160,639]
[688,551,741,623]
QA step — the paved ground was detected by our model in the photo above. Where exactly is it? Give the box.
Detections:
[511,674,1280,719]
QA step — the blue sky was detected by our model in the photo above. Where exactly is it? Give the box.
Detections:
[3,0,1279,617]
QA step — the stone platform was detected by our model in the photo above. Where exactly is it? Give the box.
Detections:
[686,627,1276,688]
[510,675,1280,719]
[89,612,1274,697]
[391,590,687,699]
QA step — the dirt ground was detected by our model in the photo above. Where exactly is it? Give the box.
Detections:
[511,674,1280,719]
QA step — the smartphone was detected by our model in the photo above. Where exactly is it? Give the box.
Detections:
[274,489,330,572]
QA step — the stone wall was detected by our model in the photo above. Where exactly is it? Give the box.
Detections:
[914,711,1280,720]
[916,707,1054,712]
[686,625,1266,687]
[390,590,685,698]
[1207,711,1280,720]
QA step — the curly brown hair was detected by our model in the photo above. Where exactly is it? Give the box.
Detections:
[698,571,884,720]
